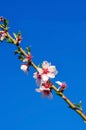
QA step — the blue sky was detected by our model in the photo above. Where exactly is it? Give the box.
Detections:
[0,0,86,130]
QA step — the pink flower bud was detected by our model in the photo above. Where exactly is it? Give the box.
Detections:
[42,81,51,88]
[20,64,28,73]
[16,35,22,44]
[27,54,32,61]
[0,16,4,22]
[56,81,67,92]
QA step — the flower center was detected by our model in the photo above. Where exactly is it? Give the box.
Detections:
[43,81,51,88]
[42,68,49,74]
[27,54,32,61]
[61,83,66,89]
[43,90,50,96]
[37,73,41,79]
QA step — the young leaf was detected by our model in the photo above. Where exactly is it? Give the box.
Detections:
[17,31,21,36]
[18,55,24,61]
[26,47,31,53]
[14,50,21,55]
[6,38,13,43]
[38,64,42,68]
[74,100,82,111]
[4,19,8,27]
[13,33,17,39]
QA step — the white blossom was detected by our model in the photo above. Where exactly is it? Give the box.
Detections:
[33,61,58,83]
[20,64,28,73]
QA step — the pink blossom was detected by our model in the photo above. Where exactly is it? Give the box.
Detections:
[0,16,4,22]
[56,81,67,92]
[16,35,22,44]
[33,72,42,86]
[35,85,52,98]
[0,31,7,41]
[42,90,52,98]
[23,54,32,62]
[33,61,58,83]
[42,81,51,88]
[35,81,52,98]
[36,87,52,98]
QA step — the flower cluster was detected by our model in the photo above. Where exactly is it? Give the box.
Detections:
[33,61,58,98]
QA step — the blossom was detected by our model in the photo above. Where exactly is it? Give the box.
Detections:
[20,64,28,73]
[56,81,67,92]
[16,35,22,44]
[33,72,42,86]
[0,31,7,41]
[33,61,58,83]
[42,81,51,89]
[35,81,52,98]
[0,16,4,22]
[23,54,32,62]
[33,61,58,97]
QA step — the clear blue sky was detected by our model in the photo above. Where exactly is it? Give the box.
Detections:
[0,0,86,130]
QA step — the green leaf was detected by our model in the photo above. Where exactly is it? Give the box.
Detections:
[14,50,21,55]
[13,33,17,39]
[26,47,31,53]
[4,19,8,27]
[17,31,21,36]
[74,100,82,111]
[38,64,42,68]
[0,24,5,28]
[18,55,24,61]
[6,38,13,43]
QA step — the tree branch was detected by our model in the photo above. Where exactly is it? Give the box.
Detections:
[0,20,86,122]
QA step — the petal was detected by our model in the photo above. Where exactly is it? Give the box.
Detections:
[42,61,50,69]
[56,81,62,86]
[48,92,53,99]
[48,66,58,75]
[35,88,42,93]
[23,58,28,62]
[20,64,28,72]
[37,68,43,74]
[33,72,38,79]
[42,90,52,99]
[41,74,49,82]
[36,79,42,86]
[41,86,50,91]
[0,36,4,41]
[47,73,55,78]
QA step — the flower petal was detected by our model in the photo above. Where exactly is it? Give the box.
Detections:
[33,72,38,79]
[35,88,42,93]
[20,64,28,73]
[48,66,58,75]
[47,73,55,78]
[36,79,42,86]
[56,81,62,86]
[41,74,49,82]
[37,68,43,74]
[42,61,50,69]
